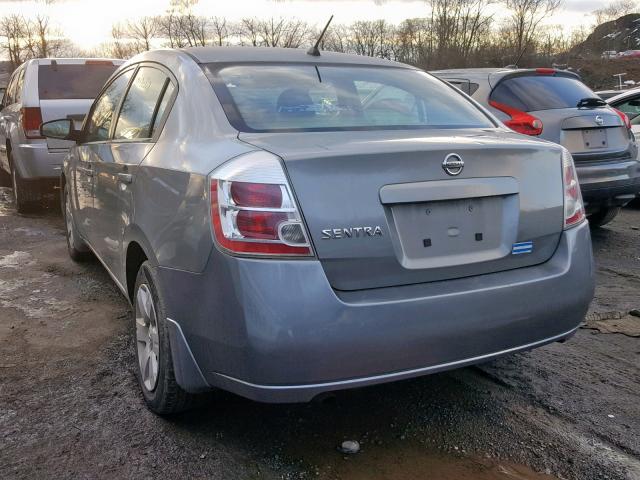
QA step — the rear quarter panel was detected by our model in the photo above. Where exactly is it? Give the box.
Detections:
[127,51,253,273]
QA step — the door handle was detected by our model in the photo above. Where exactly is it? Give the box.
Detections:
[117,173,134,184]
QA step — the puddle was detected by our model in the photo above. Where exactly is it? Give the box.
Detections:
[13,227,46,236]
[308,444,556,480]
[583,310,640,337]
[0,251,34,269]
[0,186,13,216]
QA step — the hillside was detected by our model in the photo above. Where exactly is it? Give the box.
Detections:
[573,13,640,56]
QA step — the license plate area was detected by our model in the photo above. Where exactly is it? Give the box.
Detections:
[388,195,518,270]
[582,128,608,149]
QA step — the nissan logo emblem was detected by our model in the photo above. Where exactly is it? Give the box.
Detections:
[442,153,464,176]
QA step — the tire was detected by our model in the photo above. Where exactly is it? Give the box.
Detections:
[133,261,196,415]
[9,151,40,213]
[62,183,92,262]
[588,206,621,228]
[0,168,10,187]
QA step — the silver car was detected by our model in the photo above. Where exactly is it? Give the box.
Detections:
[432,68,640,227]
[0,58,122,212]
[607,87,640,137]
[41,48,594,414]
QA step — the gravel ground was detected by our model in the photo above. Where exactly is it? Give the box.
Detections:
[0,187,638,480]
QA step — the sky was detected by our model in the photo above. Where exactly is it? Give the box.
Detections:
[0,0,623,51]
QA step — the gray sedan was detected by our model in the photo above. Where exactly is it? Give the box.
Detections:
[41,47,594,414]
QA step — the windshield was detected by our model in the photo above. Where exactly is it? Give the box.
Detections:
[202,63,494,133]
[490,74,596,112]
[38,63,119,100]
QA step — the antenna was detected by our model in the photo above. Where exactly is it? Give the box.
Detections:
[307,15,334,57]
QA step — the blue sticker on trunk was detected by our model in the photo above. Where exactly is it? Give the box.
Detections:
[512,241,533,255]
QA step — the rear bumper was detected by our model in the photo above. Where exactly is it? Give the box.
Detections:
[576,156,640,207]
[157,221,594,402]
[11,142,66,180]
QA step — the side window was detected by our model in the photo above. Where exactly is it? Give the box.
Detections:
[14,68,25,103]
[4,72,18,105]
[616,97,640,117]
[445,79,479,96]
[114,67,172,141]
[150,82,176,137]
[84,70,133,143]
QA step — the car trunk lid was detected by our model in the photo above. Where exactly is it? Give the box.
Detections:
[37,60,120,150]
[531,107,632,162]
[240,129,564,291]
[39,99,92,149]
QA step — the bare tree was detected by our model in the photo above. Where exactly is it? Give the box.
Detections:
[256,18,311,48]
[125,16,159,52]
[349,20,396,58]
[238,18,262,46]
[180,13,208,46]
[103,25,137,59]
[278,19,311,48]
[0,13,70,69]
[502,0,562,64]
[427,0,494,67]
[593,0,638,25]
[0,15,27,69]
[211,17,231,46]
[321,24,350,53]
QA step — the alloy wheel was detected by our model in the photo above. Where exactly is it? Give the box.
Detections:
[135,283,160,392]
[64,189,75,247]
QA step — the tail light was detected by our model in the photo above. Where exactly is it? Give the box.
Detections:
[85,60,115,65]
[562,149,585,229]
[535,68,556,75]
[612,108,632,130]
[21,107,43,139]
[489,100,543,136]
[210,151,313,256]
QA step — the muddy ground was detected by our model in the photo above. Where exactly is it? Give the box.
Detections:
[0,187,638,480]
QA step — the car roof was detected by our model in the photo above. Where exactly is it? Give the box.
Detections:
[33,58,124,65]
[607,87,640,104]
[181,46,412,68]
[431,68,515,75]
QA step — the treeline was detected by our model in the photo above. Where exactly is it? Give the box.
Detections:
[1,0,637,73]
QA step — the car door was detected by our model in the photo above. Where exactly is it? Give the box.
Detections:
[93,64,177,282]
[0,71,18,172]
[0,68,23,173]
[73,68,134,252]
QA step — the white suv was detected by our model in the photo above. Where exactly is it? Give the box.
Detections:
[0,58,122,212]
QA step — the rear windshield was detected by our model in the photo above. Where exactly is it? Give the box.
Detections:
[202,63,494,133]
[38,63,119,100]
[490,74,595,112]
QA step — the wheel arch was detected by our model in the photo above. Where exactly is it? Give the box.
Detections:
[124,226,158,304]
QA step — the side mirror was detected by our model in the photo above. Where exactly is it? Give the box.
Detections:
[40,119,80,142]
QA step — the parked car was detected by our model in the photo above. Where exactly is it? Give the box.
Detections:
[607,87,640,134]
[42,48,594,414]
[0,58,123,212]
[432,68,640,227]
[616,50,640,59]
[596,89,628,101]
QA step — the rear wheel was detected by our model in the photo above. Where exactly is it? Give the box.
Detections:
[62,183,92,262]
[9,151,40,213]
[134,261,196,415]
[588,206,620,228]
[0,167,10,187]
